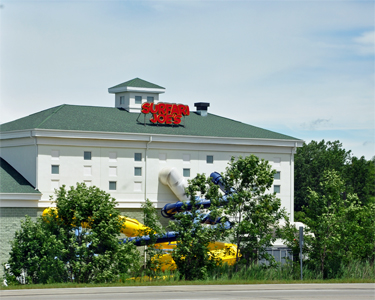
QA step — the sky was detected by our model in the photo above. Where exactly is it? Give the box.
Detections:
[0,0,374,159]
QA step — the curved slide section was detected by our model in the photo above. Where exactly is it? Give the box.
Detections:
[42,208,151,237]
[160,169,230,219]
[159,167,189,202]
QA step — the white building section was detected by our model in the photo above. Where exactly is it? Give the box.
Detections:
[0,78,303,222]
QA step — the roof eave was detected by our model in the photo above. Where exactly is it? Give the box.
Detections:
[0,128,304,148]
[108,86,166,94]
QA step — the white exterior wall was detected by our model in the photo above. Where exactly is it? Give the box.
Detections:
[35,138,296,219]
[115,92,160,112]
[1,129,300,220]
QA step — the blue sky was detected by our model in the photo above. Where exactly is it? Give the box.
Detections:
[1,0,374,159]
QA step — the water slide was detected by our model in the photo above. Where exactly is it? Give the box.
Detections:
[42,208,150,237]
[42,168,238,271]
[160,169,230,219]
[145,167,238,270]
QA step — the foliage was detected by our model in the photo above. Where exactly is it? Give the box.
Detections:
[207,260,374,282]
[177,155,287,269]
[5,183,141,284]
[169,174,223,281]
[138,199,165,277]
[4,215,67,285]
[222,155,286,267]
[294,140,375,213]
[345,155,375,206]
[294,140,352,212]
[289,170,375,278]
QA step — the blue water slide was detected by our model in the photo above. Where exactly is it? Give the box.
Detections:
[161,171,231,219]
[161,196,212,218]
[211,171,236,194]
[123,220,231,246]
[123,171,233,246]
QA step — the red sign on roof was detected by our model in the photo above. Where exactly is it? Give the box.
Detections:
[141,103,190,125]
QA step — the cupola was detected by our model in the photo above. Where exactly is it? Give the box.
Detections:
[108,78,165,113]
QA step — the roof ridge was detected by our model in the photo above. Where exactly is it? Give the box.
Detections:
[35,104,66,128]
[109,78,165,90]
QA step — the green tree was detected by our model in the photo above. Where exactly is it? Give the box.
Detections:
[220,155,286,267]
[302,170,375,277]
[345,156,375,206]
[169,174,223,280]
[294,140,351,212]
[138,198,165,277]
[5,183,141,284]
[4,214,67,284]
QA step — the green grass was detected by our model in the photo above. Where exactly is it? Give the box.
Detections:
[1,278,374,290]
[2,260,374,290]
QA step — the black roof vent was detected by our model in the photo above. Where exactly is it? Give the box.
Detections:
[194,102,210,117]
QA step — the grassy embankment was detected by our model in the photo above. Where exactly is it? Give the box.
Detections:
[2,261,374,290]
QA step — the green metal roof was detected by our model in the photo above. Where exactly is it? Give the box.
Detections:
[0,104,299,140]
[109,78,165,90]
[0,158,40,194]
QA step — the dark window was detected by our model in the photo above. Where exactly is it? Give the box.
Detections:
[183,168,190,177]
[135,96,142,104]
[109,181,117,190]
[51,165,59,174]
[134,153,142,161]
[134,167,142,176]
[84,151,92,160]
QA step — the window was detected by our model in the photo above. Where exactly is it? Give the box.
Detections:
[274,185,281,193]
[147,96,154,103]
[109,181,117,190]
[120,96,124,105]
[51,165,59,174]
[134,167,142,176]
[84,180,92,187]
[134,153,142,161]
[84,151,92,160]
[135,96,142,104]
[206,155,214,164]
[274,171,281,180]
[51,150,59,160]
[109,166,117,176]
[84,166,92,176]
[183,168,190,177]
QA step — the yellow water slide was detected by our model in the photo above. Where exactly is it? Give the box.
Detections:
[42,208,150,237]
[42,208,239,271]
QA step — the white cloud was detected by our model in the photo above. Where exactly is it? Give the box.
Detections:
[300,119,332,131]
[354,30,375,55]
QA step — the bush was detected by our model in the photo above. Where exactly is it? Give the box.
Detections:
[4,183,141,284]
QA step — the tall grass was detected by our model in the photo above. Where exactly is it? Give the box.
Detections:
[336,260,375,279]
[2,260,373,289]
[207,260,374,282]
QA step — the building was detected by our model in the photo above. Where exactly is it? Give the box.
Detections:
[0,78,303,268]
